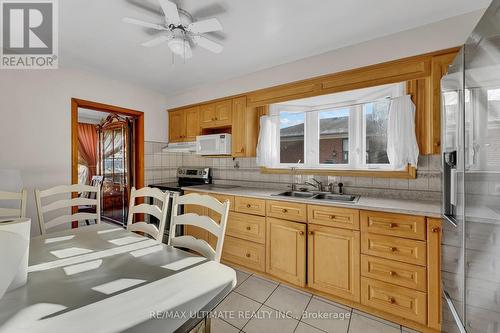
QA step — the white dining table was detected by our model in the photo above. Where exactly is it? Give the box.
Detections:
[0,223,236,333]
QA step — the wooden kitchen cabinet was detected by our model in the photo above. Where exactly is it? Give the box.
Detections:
[168,106,201,143]
[200,100,233,128]
[231,97,259,157]
[266,217,306,287]
[169,110,185,143]
[308,224,360,302]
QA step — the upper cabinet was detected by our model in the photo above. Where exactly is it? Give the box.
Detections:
[200,100,233,128]
[168,106,201,143]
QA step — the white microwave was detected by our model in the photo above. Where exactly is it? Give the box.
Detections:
[196,133,232,155]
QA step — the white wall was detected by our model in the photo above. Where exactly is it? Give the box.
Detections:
[165,10,484,108]
[0,68,168,235]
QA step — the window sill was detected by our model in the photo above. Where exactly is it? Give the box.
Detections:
[260,165,416,179]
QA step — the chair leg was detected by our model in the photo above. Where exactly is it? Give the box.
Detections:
[85,220,90,225]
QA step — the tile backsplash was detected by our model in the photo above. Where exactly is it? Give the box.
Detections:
[145,141,442,201]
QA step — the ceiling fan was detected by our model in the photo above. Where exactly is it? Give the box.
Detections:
[123,0,223,59]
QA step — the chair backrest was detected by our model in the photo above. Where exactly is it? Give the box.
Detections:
[168,193,230,262]
[0,190,27,221]
[35,184,101,234]
[126,187,170,242]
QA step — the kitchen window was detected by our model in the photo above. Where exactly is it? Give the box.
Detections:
[258,82,415,171]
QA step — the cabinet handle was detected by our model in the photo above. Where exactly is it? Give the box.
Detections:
[246,226,251,231]
[388,297,396,304]
[281,209,288,213]
[246,204,252,208]
[240,147,245,153]
[390,247,397,252]
[308,231,314,235]
[245,253,251,258]
[389,223,397,228]
[389,271,396,276]
[329,215,336,219]
[432,227,440,233]
[299,231,304,236]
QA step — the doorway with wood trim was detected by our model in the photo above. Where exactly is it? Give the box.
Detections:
[71,98,144,227]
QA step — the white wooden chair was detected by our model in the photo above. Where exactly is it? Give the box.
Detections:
[168,193,230,262]
[126,187,170,242]
[0,190,27,221]
[35,184,101,235]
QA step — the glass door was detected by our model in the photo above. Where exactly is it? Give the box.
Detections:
[98,114,132,225]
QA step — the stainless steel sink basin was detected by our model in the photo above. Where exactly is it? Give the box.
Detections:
[273,191,317,198]
[313,193,359,202]
[273,191,359,202]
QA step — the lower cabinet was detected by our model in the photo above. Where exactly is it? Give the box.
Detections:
[308,224,361,302]
[361,277,427,324]
[266,217,307,287]
[221,236,266,272]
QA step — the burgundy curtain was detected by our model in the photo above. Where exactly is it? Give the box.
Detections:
[78,123,98,181]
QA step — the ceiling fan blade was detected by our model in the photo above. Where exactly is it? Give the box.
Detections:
[192,36,223,54]
[159,0,180,25]
[125,0,162,15]
[188,18,222,34]
[183,43,193,59]
[123,17,165,31]
[142,35,171,47]
[192,3,226,20]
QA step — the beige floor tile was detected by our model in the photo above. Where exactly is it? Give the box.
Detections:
[235,268,251,287]
[295,322,327,333]
[209,317,240,333]
[214,292,261,329]
[351,310,400,328]
[311,296,352,311]
[235,275,279,303]
[348,313,400,333]
[301,297,351,333]
[242,305,299,333]
[264,284,312,319]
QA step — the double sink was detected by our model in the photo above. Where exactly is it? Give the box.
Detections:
[273,191,359,203]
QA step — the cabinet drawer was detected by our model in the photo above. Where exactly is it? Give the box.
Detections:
[361,255,427,291]
[266,200,307,222]
[222,236,265,272]
[361,277,427,324]
[308,205,359,230]
[361,233,427,266]
[207,193,235,211]
[234,196,266,216]
[361,211,426,240]
[227,212,266,244]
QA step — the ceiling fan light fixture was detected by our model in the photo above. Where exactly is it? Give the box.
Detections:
[168,37,190,56]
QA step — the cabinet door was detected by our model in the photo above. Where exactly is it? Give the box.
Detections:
[200,103,216,126]
[169,110,185,142]
[308,224,360,302]
[184,106,201,141]
[266,217,306,287]
[215,100,232,126]
[231,96,247,157]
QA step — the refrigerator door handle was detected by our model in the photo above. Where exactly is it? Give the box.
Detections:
[450,168,457,206]
[443,214,458,227]
[443,290,467,333]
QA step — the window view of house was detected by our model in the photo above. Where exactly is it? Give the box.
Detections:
[275,82,403,169]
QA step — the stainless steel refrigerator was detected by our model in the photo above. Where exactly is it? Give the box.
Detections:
[441,1,500,332]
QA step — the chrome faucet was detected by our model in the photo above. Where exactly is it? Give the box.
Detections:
[305,178,323,191]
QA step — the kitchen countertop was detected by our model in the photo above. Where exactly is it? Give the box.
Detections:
[183,185,442,218]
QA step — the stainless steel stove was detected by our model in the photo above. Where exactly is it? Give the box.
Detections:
[148,167,212,243]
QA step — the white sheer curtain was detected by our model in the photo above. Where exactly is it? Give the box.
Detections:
[387,95,419,170]
[256,115,280,167]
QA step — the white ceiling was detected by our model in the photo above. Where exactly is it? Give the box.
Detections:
[60,0,490,96]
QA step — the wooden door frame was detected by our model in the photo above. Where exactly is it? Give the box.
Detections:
[71,98,145,227]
